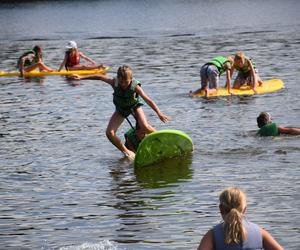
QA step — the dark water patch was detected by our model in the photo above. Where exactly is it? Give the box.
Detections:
[87,36,139,40]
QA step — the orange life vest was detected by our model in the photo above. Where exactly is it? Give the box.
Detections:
[65,51,80,68]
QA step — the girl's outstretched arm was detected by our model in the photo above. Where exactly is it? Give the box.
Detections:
[70,74,114,86]
[79,52,97,65]
[135,85,170,123]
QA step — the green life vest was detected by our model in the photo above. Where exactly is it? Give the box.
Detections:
[113,78,143,116]
[124,128,141,151]
[17,50,38,68]
[234,57,256,75]
[207,56,230,75]
[258,123,279,137]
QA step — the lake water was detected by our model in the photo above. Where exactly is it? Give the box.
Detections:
[0,0,299,249]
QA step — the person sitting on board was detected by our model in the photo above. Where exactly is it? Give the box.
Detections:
[124,123,145,152]
[231,52,264,94]
[197,187,285,250]
[70,65,170,160]
[189,56,233,97]
[257,112,300,136]
[58,41,104,71]
[17,45,53,77]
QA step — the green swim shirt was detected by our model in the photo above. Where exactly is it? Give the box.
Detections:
[258,123,280,137]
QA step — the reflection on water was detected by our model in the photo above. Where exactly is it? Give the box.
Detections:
[134,155,193,189]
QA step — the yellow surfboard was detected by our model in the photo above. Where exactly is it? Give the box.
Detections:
[191,78,284,97]
[0,66,109,77]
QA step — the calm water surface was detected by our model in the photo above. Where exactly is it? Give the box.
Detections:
[0,0,299,249]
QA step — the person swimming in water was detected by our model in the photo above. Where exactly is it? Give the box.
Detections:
[257,112,300,136]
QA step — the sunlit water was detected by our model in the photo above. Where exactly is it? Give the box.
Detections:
[0,0,299,249]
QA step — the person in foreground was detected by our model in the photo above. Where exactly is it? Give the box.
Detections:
[231,52,263,94]
[257,112,300,136]
[58,41,103,71]
[197,187,285,250]
[71,65,170,160]
[189,56,233,97]
[17,45,53,77]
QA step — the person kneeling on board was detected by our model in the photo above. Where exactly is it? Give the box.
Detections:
[257,112,300,136]
[231,52,264,94]
[189,56,233,97]
[70,65,170,161]
[17,45,53,77]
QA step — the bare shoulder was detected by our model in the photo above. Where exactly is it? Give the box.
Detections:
[197,229,214,250]
[261,228,285,250]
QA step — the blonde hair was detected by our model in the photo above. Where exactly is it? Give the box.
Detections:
[117,65,133,81]
[219,187,247,244]
[234,52,245,62]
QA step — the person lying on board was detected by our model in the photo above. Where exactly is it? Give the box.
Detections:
[197,187,285,250]
[231,52,264,94]
[257,112,300,136]
[124,123,145,152]
[189,56,233,97]
[58,41,104,71]
[70,65,170,161]
[17,45,53,77]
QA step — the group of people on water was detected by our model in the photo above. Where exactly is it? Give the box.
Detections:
[17,41,103,77]
[189,52,263,97]
[17,42,300,159]
[15,41,299,250]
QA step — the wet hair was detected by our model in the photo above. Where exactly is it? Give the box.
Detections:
[219,187,247,245]
[33,45,42,53]
[234,51,245,62]
[117,65,133,81]
[257,112,271,128]
[33,45,42,59]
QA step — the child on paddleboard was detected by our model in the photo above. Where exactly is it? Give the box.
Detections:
[70,65,170,160]
[257,112,300,136]
[58,41,104,71]
[189,56,233,97]
[231,52,263,94]
[17,45,53,77]
[197,187,285,250]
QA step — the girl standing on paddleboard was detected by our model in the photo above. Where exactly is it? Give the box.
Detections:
[70,65,170,160]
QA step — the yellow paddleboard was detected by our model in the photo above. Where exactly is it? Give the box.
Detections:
[192,79,284,97]
[0,66,109,77]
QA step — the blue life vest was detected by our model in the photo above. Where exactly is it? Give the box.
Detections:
[213,220,263,250]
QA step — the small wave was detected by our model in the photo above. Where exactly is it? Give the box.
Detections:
[87,36,137,40]
[58,240,120,250]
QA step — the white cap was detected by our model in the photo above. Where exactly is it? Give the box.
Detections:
[65,41,77,49]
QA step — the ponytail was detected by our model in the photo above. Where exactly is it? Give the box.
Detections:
[219,187,247,244]
[223,208,247,244]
